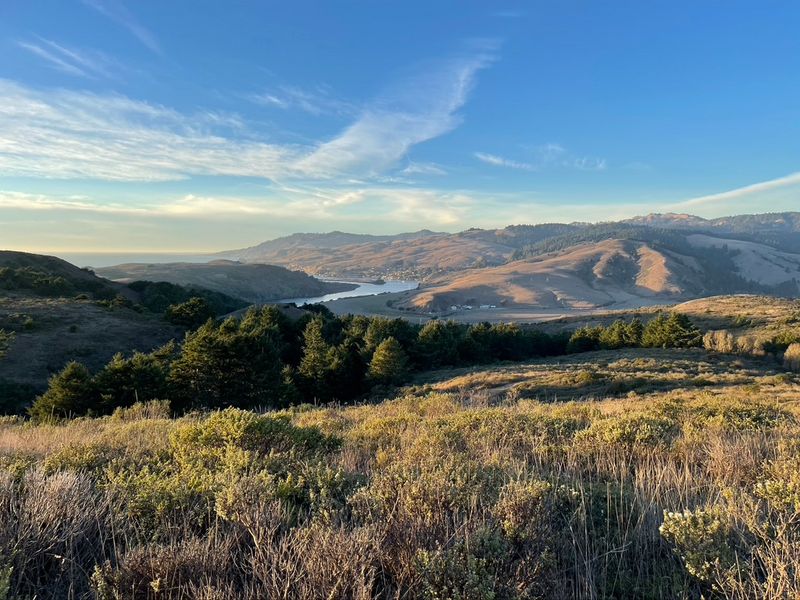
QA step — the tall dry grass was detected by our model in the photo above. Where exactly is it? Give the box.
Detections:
[0,360,798,599]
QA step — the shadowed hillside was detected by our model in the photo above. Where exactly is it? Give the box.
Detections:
[96,260,356,303]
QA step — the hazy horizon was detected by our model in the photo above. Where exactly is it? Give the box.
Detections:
[3,2,800,252]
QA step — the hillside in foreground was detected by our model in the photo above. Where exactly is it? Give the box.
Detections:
[1,345,798,598]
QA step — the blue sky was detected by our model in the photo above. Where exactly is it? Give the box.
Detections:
[1,1,800,251]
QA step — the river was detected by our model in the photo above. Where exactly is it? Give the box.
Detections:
[276,280,419,306]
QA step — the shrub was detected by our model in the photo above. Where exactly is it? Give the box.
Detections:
[703,330,736,354]
[784,342,800,372]
[0,330,12,360]
[493,479,552,542]
[577,413,679,448]
[660,507,736,585]
[42,442,110,474]
[415,529,507,600]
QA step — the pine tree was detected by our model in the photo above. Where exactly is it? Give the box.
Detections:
[624,318,644,347]
[94,351,169,412]
[164,297,215,328]
[567,326,603,353]
[168,318,285,411]
[368,337,409,385]
[29,361,97,421]
[665,313,702,348]
[599,320,627,349]
[327,340,367,400]
[416,320,462,367]
[364,317,417,352]
[298,317,332,399]
[642,313,670,348]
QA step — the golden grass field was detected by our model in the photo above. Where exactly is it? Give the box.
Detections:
[1,333,799,598]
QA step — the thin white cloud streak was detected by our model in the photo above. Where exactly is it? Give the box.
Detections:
[18,38,117,79]
[676,171,800,208]
[402,162,447,176]
[475,144,606,172]
[18,41,87,77]
[249,85,357,117]
[474,152,533,170]
[82,0,161,54]
[295,50,496,177]
[0,80,296,181]
[0,190,304,219]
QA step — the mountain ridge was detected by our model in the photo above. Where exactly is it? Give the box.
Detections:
[213,212,800,282]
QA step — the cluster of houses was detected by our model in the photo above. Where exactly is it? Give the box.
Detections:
[449,304,498,311]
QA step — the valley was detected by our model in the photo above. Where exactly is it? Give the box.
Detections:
[2,214,800,599]
[211,211,800,319]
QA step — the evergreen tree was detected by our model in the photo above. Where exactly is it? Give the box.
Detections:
[168,317,286,411]
[599,320,627,349]
[94,351,169,412]
[665,313,702,348]
[642,313,701,348]
[364,317,417,353]
[165,297,215,328]
[368,337,410,385]
[29,361,97,421]
[567,326,603,353]
[416,320,462,367]
[326,339,367,400]
[642,313,670,348]
[624,318,644,346]
[298,317,332,400]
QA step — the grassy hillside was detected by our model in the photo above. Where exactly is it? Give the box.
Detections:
[0,294,181,401]
[405,234,800,313]
[215,213,800,281]
[214,214,800,314]
[0,252,248,404]
[0,346,798,598]
[96,260,356,303]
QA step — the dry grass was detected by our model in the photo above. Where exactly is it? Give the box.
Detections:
[0,293,180,388]
[415,348,794,403]
[1,348,799,599]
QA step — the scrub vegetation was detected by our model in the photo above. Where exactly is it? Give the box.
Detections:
[1,296,799,598]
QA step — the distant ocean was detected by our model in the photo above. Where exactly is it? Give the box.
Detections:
[54,253,218,269]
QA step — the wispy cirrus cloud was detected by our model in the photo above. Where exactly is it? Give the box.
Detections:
[401,162,448,176]
[676,171,800,208]
[0,186,473,227]
[0,43,495,184]
[474,152,533,170]
[18,37,117,79]
[475,143,606,172]
[294,46,497,178]
[82,0,161,54]
[249,84,358,117]
[0,79,296,182]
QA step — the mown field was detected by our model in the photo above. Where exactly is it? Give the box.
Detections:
[1,346,799,599]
